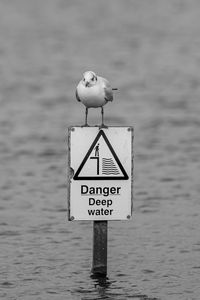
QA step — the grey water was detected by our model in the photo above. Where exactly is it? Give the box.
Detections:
[0,1,200,299]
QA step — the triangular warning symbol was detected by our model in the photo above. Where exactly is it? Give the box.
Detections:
[73,130,129,180]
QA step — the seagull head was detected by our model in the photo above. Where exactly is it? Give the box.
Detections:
[82,71,97,87]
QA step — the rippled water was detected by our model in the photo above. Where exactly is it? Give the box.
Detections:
[0,1,200,299]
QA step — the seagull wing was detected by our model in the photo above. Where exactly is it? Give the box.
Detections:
[75,86,81,102]
[101,77,113,102]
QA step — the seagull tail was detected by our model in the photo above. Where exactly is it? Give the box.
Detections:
[112,88,118,91]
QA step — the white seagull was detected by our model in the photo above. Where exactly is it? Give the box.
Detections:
[76,71,117,127]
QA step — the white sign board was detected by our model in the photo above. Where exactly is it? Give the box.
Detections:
[68,126,133,221]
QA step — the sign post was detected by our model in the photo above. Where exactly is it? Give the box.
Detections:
[92,220,108,277]
[68,126,133,276]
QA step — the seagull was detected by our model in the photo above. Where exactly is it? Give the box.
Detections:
[76,71,117,127]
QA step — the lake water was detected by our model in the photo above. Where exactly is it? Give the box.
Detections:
[0,1,200,299]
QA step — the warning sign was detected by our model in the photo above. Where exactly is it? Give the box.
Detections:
[74,130,128,180]
[68,126,133,221]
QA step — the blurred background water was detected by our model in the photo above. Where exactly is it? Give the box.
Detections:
[0,1,200,299]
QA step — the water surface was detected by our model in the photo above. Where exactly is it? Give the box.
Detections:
[0,1,200,299]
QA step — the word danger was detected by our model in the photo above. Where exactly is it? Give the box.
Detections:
[81,185,121,196]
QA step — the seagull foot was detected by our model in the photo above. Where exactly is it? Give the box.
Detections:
[99,124,108,129]
[81,123,90,127]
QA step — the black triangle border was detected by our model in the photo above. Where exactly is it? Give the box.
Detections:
[73,130,129,180]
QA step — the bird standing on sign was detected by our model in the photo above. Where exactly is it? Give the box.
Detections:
[76,71,117,127]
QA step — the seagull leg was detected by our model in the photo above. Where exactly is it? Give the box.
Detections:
[100,107,108,128]
[83,107,89,127]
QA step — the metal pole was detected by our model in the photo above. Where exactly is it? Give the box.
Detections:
[91,221,108,277]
